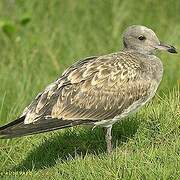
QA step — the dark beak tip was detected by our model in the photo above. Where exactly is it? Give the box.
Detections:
[168,46,178,54]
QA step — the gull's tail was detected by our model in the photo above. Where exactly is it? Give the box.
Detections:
[0,116,92,139]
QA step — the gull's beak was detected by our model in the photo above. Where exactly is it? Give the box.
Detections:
[156,42,177,53]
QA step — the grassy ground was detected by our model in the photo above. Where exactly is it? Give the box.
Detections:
[0,0,180,179]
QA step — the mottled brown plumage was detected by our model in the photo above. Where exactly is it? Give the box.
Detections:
[23,52,161,124]
[0,25,177,153]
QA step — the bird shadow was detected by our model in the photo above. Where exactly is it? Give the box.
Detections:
[12,116,140,172]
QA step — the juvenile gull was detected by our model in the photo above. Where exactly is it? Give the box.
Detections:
[0,25,177,154]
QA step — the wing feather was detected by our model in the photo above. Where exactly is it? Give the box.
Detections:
[23,52,156,124]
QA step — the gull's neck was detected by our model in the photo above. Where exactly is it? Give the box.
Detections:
[123,47,155,56]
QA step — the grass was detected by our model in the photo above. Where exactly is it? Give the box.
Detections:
[0,0,180,179]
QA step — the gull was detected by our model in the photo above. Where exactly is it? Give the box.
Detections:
[0,25,177,154]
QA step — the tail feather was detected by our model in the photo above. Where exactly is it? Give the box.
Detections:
[0,116,93,139]
[0,116,25,131]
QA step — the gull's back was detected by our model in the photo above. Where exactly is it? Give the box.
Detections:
[5,50,163,131]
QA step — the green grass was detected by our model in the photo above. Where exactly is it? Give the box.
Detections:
[0,0,180,179]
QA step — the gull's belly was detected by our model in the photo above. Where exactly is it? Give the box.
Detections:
[94,81,160,128]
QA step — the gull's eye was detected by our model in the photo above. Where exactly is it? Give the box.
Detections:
[138,35,146,41]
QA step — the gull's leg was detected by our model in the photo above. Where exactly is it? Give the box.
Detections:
[104,125,112,154]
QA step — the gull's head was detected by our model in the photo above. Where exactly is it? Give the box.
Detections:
[123,25,177,55]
